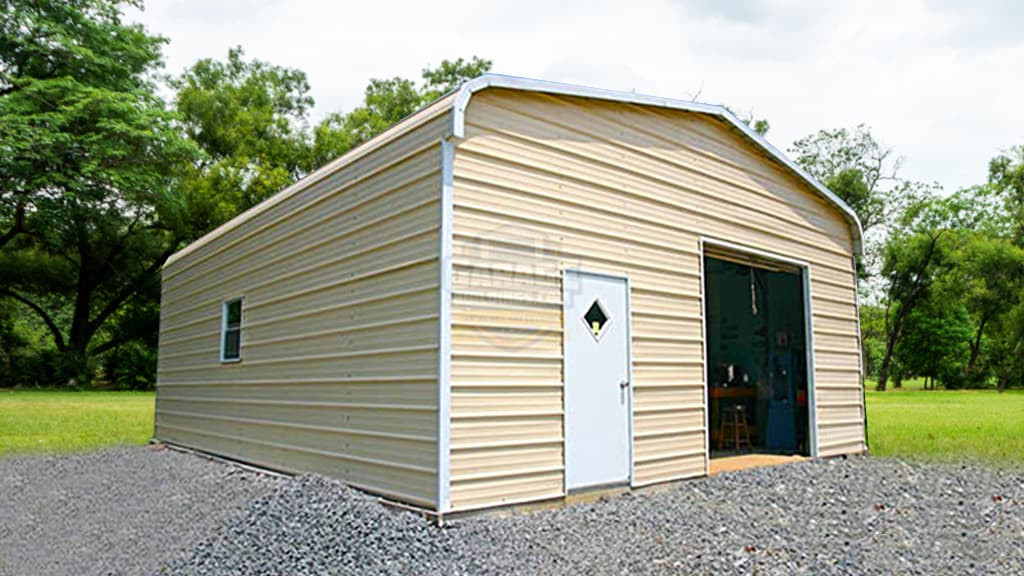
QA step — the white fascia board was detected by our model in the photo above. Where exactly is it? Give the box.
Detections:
[451,74,864,256]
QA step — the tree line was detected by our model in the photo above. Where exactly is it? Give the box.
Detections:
[0,0,489,387]
[1,0,1021,391]
[787,127,1023,391]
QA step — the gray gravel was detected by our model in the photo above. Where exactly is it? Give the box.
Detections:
[164,456,1024,576]
[3,448,1022,575]
[443,458,1024,575]
[0,445,282,576]
[159,475,458,576]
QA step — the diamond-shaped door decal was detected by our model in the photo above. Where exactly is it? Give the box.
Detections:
[583,299,610,339]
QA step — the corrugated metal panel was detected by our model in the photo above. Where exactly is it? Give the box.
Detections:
[156,111,450,509]
[447,89,862,511]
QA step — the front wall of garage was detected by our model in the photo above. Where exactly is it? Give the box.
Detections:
[156,109,451,509]
[447,88,863,512]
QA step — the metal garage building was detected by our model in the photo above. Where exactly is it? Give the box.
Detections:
[155,74,865,517]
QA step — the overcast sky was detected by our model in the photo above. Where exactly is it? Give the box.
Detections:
[129,0,1023,192]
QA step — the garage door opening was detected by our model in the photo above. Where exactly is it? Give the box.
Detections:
[703,245,813,470]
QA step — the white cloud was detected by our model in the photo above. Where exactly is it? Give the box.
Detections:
[131,0,1024,191]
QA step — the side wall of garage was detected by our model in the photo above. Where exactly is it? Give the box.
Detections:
[446,88,863,512]
[156,108,451,508]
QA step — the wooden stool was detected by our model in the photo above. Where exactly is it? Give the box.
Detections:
[718,404,752,452]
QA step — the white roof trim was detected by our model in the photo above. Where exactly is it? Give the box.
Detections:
[452,74,863,256]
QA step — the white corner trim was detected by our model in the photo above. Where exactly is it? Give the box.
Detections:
[852,256,868,454]
[436,137,455,514]
[452,74,864,256]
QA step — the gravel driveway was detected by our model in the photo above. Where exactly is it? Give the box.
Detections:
[2,447,1021,575]
[0,445,283,576]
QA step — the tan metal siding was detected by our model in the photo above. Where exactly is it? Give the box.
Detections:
[447,89,863,511]
[156,111,450,509]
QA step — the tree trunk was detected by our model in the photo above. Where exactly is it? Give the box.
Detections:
[66,257,98,386]
[876,230,943,393]
[876,334,898,391]
[967,317,988,380]
[0,200,26,249]
[65,316,94,388]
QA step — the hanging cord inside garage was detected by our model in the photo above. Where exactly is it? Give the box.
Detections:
[750,267,759,316]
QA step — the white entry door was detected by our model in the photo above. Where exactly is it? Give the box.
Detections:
[563,270,631,490]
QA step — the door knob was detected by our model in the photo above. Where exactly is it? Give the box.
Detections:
[619,379,630,389]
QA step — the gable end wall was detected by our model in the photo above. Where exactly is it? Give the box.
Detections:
[446,89,863,512]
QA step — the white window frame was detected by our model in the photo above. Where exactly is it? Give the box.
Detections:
[220,297,243,363]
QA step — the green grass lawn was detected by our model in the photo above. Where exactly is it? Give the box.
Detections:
[865,384,1024,466]
[0,389,154,456]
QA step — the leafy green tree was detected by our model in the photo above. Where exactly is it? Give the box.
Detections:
[952,236,1024,382]
[789,125,930,277]
[928,155,1024,390]
[311,57,492,166]
[987,303,1024,392]
[858,302,887,378]
[790,125,894,231]
[874,198,957,391]
[318,77,422,154]
[972,148,1024,390]
[723,106,770,136]
[172,47,316,232]
[1,0,167,249]
[178,52,492,226]
[0,0,195,384]
[894,292,972,389]
[988,146,1024,245]
[420,56,492,98]
[2,9,490,387]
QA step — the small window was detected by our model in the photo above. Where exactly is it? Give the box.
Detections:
[583,299,610,340]
[221,298,242,362]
